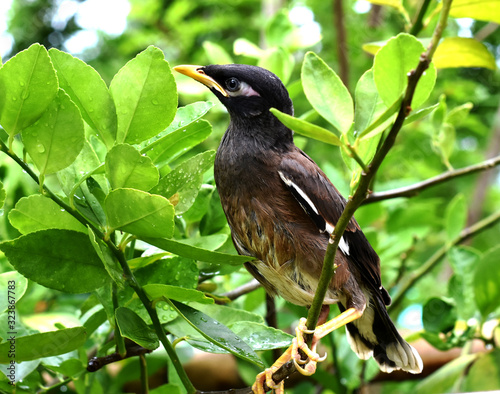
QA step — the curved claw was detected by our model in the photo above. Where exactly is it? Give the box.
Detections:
[293,357,318,376]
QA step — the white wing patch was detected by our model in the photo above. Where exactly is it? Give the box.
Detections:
[278,171,319,215]
[278,171,350,256]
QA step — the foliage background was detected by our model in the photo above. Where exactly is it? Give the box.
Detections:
[0,0,500,393]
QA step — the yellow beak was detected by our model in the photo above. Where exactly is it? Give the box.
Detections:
[173,65,228,97]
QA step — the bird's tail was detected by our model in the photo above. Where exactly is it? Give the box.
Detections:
[340,297,423,374]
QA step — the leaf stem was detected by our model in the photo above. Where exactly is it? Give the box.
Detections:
[410,0,433,35]
[389,209,500,312]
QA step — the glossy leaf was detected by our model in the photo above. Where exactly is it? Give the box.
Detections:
[302,52,353,133]
[8,194,86,234]
[374,33,436,109]
[115,307,159,350]
[143,284,214,304]
[0,271,28,313]
[144,120,212,165]
[434,38,496,70]
[0,43,58,136]
[169,300,264,367]
[110,46,177,144]
[474,245,500,318]
[105,144,159,191]
[49,48,117,148]
[229,321,293,351]
[143,237,251,265]
[445,194,467,242]
[105,188,175,238]
[0,327,87,363]
[151,150,215,214]
[403,103,439,125]
[22,89,85,175]
[0,229,109,293]
[449,0,500,24]
[270,109,342,146]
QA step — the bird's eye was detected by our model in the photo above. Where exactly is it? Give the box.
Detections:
[225,77,241,92]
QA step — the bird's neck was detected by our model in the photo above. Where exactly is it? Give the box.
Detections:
[226,114,294,152]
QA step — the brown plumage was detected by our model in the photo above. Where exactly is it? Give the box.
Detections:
[174,64,423,375]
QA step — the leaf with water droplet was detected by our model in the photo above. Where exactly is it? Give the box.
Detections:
[0,43,58,136]
[168,300,264,367]
[21,89,85,176]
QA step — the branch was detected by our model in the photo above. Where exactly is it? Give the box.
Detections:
[220,279,261,301]
[262,0,454,389]
[364,155,500,204]
[389,209,500,311]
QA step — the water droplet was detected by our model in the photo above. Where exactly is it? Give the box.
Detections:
[12,97,17,101]
[152,99,159,105]
[169,314,176,319]
[36,144,46,153]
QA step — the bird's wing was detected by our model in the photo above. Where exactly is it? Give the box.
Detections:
[278,147,387,300]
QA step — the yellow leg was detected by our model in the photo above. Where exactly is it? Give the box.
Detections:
[252,308,363,392]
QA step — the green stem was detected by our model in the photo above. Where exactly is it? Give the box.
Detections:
[140,354,150,394]
[0,138,196,394]
[113,282,127,357]
[410,0,433,35]
[390,209,500,312]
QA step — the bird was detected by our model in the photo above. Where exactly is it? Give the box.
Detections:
[173,63,423,392]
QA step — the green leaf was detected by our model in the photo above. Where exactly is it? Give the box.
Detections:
[143,237,251,265]
[150,384,182,394]
[422,297,457,334]
[105,188,175,238]
[374,33,436,109]
[0,229,109,293]
[463,349,500,391]
[169,300,264,367]
[450,0,500,24]
[202,41,233,64]
[0,271,28,313]
[21,89,85,175]
[416,354,478,394]
[445,194,467,242]
[110,46,177,144]
[233,38,263,58]
[151,150,215,214]
[88,228,125,289]
[49,48,117,148]
[8,194,86,234]
[229,321,293,351]
[301,52,353,133]
[115,307,159,350]
[105,144,159,191]
[0,327,87,362]
[474,245,500,318]
[0,43,58,136]
[403,103,439,125]
[144,120,212,165]
[134,257,199,288]
[270,109,341,146]
[434,37,496,70]
[143,284,214,304]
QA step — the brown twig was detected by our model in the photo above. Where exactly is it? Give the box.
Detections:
[364,155,500,204]
[221,279,261,301]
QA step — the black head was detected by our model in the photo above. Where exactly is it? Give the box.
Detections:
[174,64,294,120]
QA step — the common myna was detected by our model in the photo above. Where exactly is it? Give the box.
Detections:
[174,64,423,392]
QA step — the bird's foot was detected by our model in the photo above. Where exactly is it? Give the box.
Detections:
[291,318,327,376]
[251,347,292,393]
